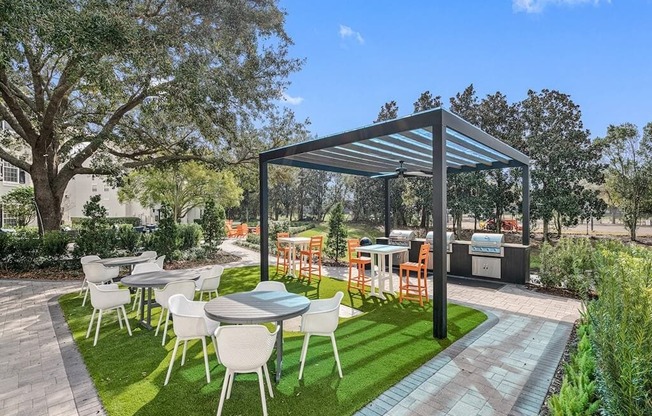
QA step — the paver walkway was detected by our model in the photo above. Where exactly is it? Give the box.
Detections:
[0,240,582,416]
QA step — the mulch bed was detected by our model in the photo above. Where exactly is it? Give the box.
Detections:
[539,320,580,415]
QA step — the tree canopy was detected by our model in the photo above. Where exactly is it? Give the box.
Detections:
[118,161,243,222]
[0,0,304,230]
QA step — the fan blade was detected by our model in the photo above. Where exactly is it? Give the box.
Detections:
[404,171,432,178]
[370,172,399,179]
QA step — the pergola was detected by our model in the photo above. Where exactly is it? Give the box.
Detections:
[258,108,530,339]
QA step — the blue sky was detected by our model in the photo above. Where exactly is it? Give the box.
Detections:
[278,0,652,139]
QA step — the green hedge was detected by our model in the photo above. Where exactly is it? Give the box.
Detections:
[71,216,142,227]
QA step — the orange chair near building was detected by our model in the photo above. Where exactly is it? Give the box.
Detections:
[275,232,291,275]
[347,239,371,293]
[398,243,430,307]
[225,220,238,238]
[299,236,323,283]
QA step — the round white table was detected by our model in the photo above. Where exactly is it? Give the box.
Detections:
[121,269,200,329]
[204,290,311,382]
[93,256,150,268]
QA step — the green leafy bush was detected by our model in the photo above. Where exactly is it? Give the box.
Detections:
[539,237,594,294]
[326,203,347,261]
[117,224,140,254]
[548,323,600,415]
[201,199,225,247]
[589,245,652,414]
[41,231,70,258]
[7,228,42,270]
[270,221,289,241]
[289,223,315,234]
[153,205,179,260]
[73,195,117,257]
[178,223,203,250]
[246,233,261,245]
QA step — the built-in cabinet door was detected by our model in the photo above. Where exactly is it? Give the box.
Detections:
[472,256,501,279]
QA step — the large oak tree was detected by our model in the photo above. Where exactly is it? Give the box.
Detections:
[0,0,302,230]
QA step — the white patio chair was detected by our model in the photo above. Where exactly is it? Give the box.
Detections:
[298,291,344,380]
[252,281,288,293]
[154,280,196,346]
[81,262,119,306]
[195,265,224,301]
[154,255,165,269]
[79,255,101,295]
[140,251,157,261]
[164,294,220,385]
[131,262,162,311]
[215,325,278,416]
[86,282,132,346]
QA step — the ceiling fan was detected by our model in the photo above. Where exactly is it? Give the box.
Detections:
[371,160,432,179]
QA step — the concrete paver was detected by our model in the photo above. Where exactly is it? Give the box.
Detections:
[0,240,582,415]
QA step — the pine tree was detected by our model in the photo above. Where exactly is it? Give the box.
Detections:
[326,203,348,261]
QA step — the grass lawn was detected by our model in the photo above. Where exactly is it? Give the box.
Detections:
[59,266,486,416]
[297,222,384,241]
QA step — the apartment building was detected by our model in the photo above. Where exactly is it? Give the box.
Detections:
[0,121,165,228]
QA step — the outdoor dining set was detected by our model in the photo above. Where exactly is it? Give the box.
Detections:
[77,250,344,416]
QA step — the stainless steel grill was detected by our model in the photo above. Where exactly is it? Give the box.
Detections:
[425,231,455,253]
[426,232,455,272]
[469,233,504,257]
[388,230,415,264]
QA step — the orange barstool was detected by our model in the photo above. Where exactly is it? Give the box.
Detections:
[299,236,323,283]
[399,243,430,307]
[275,232,291,275]
[347,239,372,293]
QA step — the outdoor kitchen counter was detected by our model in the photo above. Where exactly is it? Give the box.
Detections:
[449,241,530,284]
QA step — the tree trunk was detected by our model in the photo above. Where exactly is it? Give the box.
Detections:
[31,163,65,232]
[543,219,550,242]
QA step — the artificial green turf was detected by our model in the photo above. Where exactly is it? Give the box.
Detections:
[59,266,486,416]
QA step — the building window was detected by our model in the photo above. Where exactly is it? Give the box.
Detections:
[2,161,21,183]
[92,184,98,192]
[104,185,110,192]
[2,210,18,228]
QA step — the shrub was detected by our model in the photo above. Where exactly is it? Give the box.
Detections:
[117,224,140,254]
[539,237,594,295]
[7,228,42,269]
[202,199,225,247]
[153,204,179,260]
[41,231,70,258]
[73,195,117,257]
[0,232,10,262]
[178,223,203,250]
[246,233,261,245]
[589,246,652,414]
[270,221,289,241]
[289,223,315,234]
[548,323,600,415]
[326,203,347,261]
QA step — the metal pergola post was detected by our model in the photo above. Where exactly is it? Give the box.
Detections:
[384,177,390,237]
[521,165,530,246]
[259,158,269,281]
[432,113,447,339]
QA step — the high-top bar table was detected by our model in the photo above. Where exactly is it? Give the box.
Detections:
[355,244,408,299]
[204,291,310,382]
[121,269,200,329]
[277,237,310,277]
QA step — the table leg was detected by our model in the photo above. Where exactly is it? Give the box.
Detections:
[275,320,283,383]
[377,255,387,300]
[387,254,395,295]
[139,287,146,322]
[146,288,153,329]
[369,253,378,297]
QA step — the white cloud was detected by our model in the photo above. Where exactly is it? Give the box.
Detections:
[282,92,304,105]
[513,0,610,13]
[339,24,365,45]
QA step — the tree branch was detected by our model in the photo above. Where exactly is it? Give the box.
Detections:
[40,57,79,144]
[24,47,45,113]
[0,145,31,171]
[0,68,39,144]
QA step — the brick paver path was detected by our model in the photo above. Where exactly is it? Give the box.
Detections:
[0,241,582,416]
